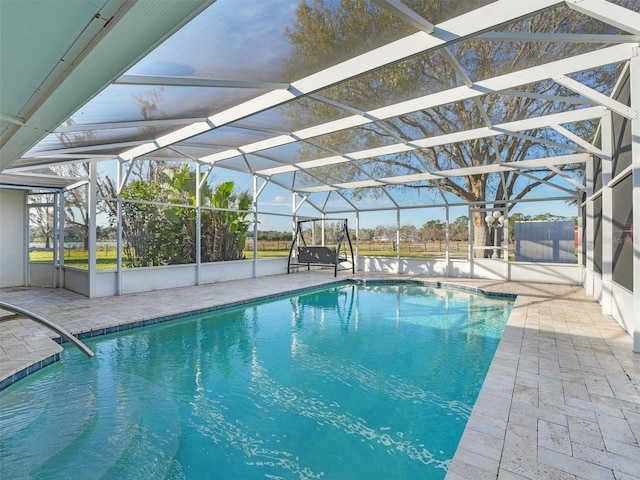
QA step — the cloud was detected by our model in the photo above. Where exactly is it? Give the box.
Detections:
[271,195,289,204]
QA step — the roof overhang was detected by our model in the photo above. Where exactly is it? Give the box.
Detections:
[0,0,214,172]
[0,172,86,191]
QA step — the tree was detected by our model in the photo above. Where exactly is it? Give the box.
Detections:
[113,166,252,267]
[420,220,445,242]
[400,224,419,242]
[53,129,113,251]
[28,195,55,248]
[119,180,167,266]
[450,216,469,242]
[282,0,630,256]
[201,181,252,262]
[358,228,374,241]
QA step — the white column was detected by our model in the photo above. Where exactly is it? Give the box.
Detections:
[396,209,401,274]
[445,205,450,277]
[88,160,97,298]
[116,159,123,295]
[584,155,594,297]
[630,48,640,352]
[601,110,613,315]
[52,191,58,288]
[292,193,296,236]
[24,192,30,286]
[252,175,258,278]
[355,211,360,272]
[503,206,509,281]
[195,162,202,285]
[57,190,64,288]
[468,205,474,278]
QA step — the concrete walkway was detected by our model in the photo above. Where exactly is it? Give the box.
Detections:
[1,273,638,479]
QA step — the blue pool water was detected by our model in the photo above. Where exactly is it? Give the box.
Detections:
[0,283,512,479]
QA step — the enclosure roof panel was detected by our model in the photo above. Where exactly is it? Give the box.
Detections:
[1,0,639,208]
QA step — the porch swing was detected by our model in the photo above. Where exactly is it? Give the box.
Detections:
[287,218,355,277]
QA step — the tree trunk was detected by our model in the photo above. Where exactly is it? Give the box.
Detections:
[469,176,487,259]
[471,211,486,259]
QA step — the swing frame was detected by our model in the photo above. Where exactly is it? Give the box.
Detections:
[287,218,355,277]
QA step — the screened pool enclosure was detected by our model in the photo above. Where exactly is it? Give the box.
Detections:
[0,0,639,350]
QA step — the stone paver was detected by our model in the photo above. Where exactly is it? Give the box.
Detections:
[1,273,639,479]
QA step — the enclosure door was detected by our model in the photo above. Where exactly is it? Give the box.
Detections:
[27,194,58,287]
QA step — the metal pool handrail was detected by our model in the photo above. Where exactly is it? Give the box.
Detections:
[0,302,94,358]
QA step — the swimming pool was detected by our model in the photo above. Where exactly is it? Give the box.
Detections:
[0,282,513,479]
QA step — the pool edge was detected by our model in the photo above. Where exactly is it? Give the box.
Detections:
[0,278,515,392]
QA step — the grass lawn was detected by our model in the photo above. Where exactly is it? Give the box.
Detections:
[30,247,118,270]
[29,245,449,270]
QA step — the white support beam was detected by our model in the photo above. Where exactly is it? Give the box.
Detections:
[166,146,200,163]
[32,140,146,157]
[201,45,628,168]
[476,32,640,43]
[547,165,587,192]
[493,128,590,154]
[552,74,634,119]
[257,106,605,176]
[118,158,135,194]
[115,74,290,90]
[499,89,593,105]
[254,176,269,199]
[293,194,308,215]
[566,0,640,36]
[441,48,473,87]
[550,124,605,157]
[295,154,590,192]
[53,117,207,133]
[197,163,214,191]
[514,169,576,195]
[10,155,115,166]
[382,186,400,209]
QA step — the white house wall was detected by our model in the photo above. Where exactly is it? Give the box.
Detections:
[583,64,638,350]
[611,283,634,336]
[0,189,26,287]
